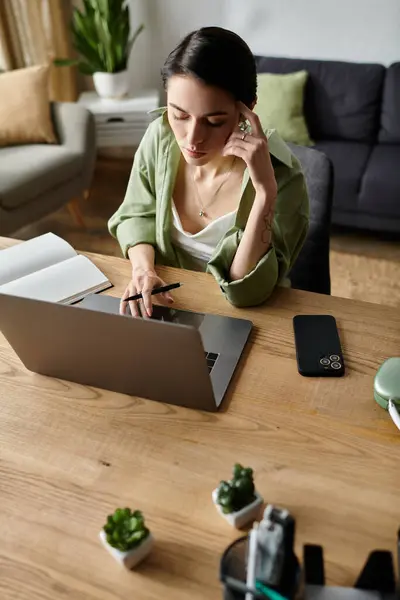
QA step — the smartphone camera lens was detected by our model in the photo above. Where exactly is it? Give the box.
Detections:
[331,361,341,370]
[320,357,330,366]
[330,354,340,361]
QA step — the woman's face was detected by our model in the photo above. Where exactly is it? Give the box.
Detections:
[166,75,240,166]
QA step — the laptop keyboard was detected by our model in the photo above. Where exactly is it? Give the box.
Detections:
[204,351,219,373]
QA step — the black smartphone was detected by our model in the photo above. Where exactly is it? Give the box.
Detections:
[293,314,345,377]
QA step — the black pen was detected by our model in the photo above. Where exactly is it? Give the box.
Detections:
[123,282,181,302]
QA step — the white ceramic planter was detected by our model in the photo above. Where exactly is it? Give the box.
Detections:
[93,70,130,99]
[99,529,153,569]
[212,489,263,529]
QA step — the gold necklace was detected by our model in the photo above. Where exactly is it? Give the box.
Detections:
[191,157,236,218]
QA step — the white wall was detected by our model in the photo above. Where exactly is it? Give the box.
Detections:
[128,0,400,91]
[224,0,400,65]
[128,0,226,93]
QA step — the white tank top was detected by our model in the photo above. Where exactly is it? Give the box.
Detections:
[171,202,237,270]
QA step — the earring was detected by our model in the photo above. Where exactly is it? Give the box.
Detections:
[239,119,249,134]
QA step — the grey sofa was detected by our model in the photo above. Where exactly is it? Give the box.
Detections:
[256,56,400,234]
[288,144,333,295]
[0,102,96,235]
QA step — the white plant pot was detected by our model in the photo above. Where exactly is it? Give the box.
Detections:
[212,489,263,529]
[99,530,153,569]
[93,70,130,99]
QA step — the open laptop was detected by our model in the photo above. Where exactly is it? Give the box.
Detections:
[0,293,252,411]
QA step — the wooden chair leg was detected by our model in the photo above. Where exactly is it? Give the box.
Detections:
[67,198,86,228]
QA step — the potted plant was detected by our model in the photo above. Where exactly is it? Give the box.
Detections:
[99,507,153,569]
[55,0,144,99]
[212,463,263,529]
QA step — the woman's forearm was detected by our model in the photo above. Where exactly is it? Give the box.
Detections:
[229,191,275,281]
[127,243,155,273]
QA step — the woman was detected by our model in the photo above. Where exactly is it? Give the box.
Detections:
[108,27,309,317]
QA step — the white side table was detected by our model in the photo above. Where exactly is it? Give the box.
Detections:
[78,90,160,148]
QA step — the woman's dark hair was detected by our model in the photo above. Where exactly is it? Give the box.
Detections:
[161,27,257,107]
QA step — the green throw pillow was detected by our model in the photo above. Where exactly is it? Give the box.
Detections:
[254,71,313,146]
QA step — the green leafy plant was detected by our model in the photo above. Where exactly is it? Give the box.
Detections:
[55,0,144,75]
[216,463,256,514]
[103,508,150,552]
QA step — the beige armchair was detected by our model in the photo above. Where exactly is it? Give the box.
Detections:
[0,102,96,235]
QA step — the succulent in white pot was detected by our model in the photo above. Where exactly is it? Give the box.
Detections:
[212,463,263,529]
[55,0,144,99]
[99,507,153,569]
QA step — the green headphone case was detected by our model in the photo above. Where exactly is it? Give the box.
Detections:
[374,357,400,410]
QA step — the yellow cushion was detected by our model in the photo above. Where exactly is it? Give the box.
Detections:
[0,65,58,147]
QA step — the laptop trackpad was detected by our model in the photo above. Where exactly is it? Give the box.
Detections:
[147,305,205,329]
[78,294,205,329]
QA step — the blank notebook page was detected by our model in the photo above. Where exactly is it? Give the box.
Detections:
[0,233,76,286]
[0,255,110,304]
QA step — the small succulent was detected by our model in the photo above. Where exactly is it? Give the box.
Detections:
[103,508,149,552]
[216,463,256,514]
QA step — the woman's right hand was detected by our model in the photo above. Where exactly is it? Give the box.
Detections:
[120,267,174,317]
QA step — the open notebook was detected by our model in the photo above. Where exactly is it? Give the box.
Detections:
[0,233,112,304]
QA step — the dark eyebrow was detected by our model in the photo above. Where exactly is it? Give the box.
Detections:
[169,103,228,117]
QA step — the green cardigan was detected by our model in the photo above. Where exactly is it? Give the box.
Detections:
[108,109,309,308]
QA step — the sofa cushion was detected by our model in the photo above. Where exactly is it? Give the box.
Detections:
[255,56,385,143]
[255,71,313,146]
[379,63,400,143]
[359,145,400,217]
[0,145,83,209]
[314,141,373,212]
[0,65,58,147]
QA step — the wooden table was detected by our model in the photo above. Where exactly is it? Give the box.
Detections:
[1,237,399,600]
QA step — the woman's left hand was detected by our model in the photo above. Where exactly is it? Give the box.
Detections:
[223,101,277,201]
